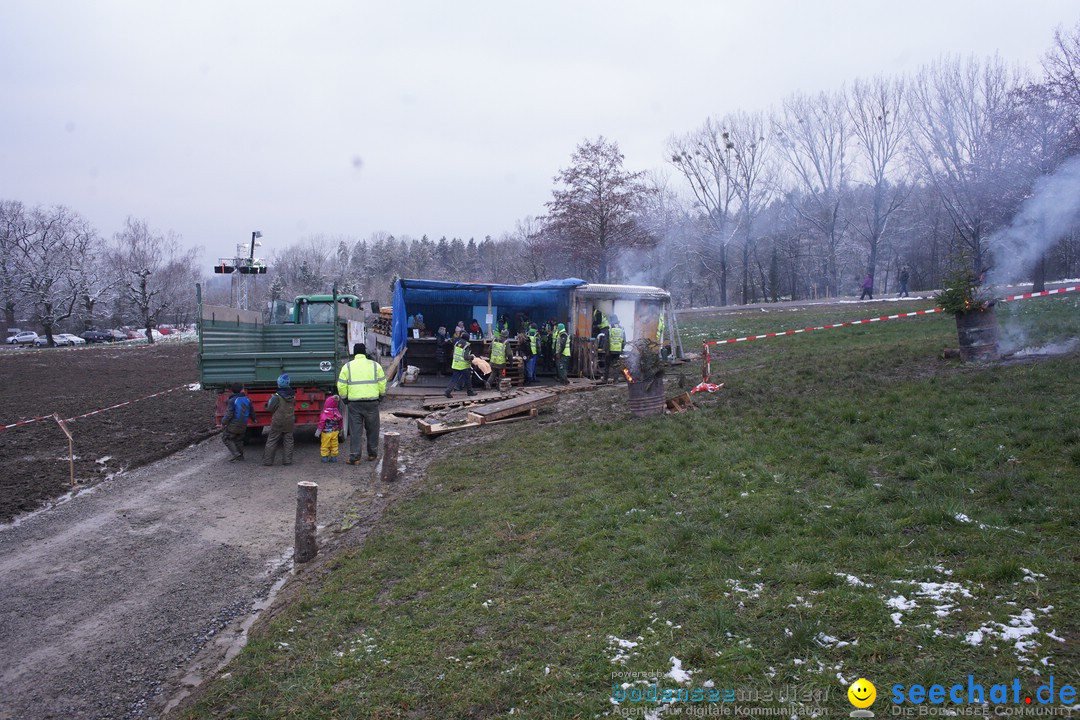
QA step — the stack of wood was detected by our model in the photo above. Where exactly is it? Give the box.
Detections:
[371,307,393,336]
[416,392,557,435]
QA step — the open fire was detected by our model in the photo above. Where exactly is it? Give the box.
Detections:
[622,367,634,383]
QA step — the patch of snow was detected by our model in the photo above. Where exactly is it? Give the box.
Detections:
[667,656,693,684]
[890,613,904,626]
[954,513,972,523]
[836,573,872,587]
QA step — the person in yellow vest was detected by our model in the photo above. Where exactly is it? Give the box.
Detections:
[605,314,626,382]
[444,335,476,398]
[485,330,509,391]
[524,323,540,385]
[555,322,571,384]
[592,307,609,337]
[337,343,386,464]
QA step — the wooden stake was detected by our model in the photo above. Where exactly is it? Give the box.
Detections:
[295,481,318,563]
[53,413,74,487]
[380,432,400,483]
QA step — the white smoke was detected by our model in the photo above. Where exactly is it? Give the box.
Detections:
[988,155,1080,286]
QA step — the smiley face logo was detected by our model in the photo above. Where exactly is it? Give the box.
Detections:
[848,678,877,709]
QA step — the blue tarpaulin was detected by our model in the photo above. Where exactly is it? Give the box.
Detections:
[390,278,586,359]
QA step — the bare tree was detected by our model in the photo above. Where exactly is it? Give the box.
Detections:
[669,118,739,304]
[1043,21,1080,148]
[725,112,779,304]
[0,200,31,329]
[112,217,199,343]
[908,55,1023,273]
[15,205,96,344]
[543,137,655,283]
[775,88,852,296]
[848,75,912,289]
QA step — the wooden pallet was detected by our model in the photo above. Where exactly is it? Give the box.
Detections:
[420,390,520,410]
[416,418,481,436]
[665,391,695,413]
[465,393,557,424]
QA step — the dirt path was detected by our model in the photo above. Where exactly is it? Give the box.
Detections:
[0,411,426,720]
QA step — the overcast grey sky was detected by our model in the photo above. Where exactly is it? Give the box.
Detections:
[2,1,1078,269]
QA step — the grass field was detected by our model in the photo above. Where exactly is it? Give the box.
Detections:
[182,296,1080,719]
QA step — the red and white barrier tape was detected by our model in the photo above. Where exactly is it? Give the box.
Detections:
[703,285,1079,348]
[704,308,946,347]
[1000,284,1079,302]
[0,383,194,431]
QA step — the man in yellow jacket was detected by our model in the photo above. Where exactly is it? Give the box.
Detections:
[337,343,386,464]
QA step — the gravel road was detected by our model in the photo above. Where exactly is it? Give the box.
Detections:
[0,419,421,720]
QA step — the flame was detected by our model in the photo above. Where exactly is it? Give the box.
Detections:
[623,367,634,383]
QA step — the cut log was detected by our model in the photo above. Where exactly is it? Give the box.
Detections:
[391,408,431,418]
[466,393,558,423]
[421,390,519,410]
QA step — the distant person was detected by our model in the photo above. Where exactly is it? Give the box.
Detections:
[524,323,540,385]
[263,374,296,466]
[898,266,910,298]
[605,315,625,382]
[434,326,451,376]
[317,395,343,463]
[555,322,571,384]
[486,330,509,390]
[454,320,466,337]
[337,343,386,464]
[445,335,476,398]
[859,273,874,301]
[221,382,256,461]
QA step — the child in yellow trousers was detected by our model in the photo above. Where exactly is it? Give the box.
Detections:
[317,395,343,462]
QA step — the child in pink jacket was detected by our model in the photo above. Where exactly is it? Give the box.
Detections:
[317,395,343,462]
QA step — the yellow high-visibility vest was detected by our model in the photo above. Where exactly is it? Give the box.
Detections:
[609,326,624,353]
[337,357,386,400]
[491,340,507,365]
[452,343,470,370]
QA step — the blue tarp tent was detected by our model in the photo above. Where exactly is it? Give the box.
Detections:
[390,278,586,359]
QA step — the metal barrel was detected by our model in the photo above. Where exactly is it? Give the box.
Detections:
[955,307,999,362]
[627,376,666,417]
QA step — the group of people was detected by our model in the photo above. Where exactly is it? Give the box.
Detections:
[859,266,911,301]
[220,343,387,466]
[432,312,626,396]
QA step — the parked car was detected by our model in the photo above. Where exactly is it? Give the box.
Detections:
[33,335,55,347]
[57,333,86,345]
[6,331,38,345]
[81,329,114,344]
[133,328,165,341]
[107,329,129,341]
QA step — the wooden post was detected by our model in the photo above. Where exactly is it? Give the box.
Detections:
[380,432,400,483]
[295,481,318,563]
[53,413,74,487]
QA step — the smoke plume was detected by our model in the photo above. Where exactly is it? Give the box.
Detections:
[988,155,1080,285]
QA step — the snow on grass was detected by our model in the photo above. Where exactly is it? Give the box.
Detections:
[965,608,1046,672]
[1021,568,1047,583]
[666,656,693,684]
[835,573,872,587]
[607,636,640,664]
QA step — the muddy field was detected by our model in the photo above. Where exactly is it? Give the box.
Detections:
[0,342,218,523]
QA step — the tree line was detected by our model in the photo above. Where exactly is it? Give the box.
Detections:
[0,203,200,343]
[5,23,1080,321]
[263,23,1080,309]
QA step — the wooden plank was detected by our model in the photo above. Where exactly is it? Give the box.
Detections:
[416,418,482,436]
[467,392,557,423]
[421,390,518,410]
[467,407,538,425]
